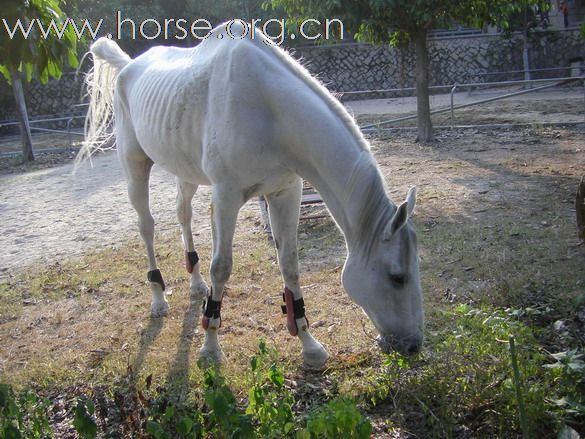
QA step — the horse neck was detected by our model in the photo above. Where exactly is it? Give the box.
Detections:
[291,122,395,253]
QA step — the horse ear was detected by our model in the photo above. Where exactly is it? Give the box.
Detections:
[406,187,417,216]
[384,201,409,240]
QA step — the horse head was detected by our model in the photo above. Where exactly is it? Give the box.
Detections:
[342,187,424,355]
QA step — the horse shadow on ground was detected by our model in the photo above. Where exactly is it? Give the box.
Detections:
[130,314,164,379]
[128,296,203,392]
[165,298,204,391]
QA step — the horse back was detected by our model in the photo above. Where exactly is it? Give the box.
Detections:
[114,26,302,188]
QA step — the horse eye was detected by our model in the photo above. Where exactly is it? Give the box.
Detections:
[390,274,407,287]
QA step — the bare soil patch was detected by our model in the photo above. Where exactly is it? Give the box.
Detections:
[0,149,79,175]
[355,92,584,127]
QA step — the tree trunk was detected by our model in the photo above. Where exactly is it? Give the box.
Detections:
[10,68,34,162]
[577,176,585,241]
[522,5,531,88]
[522,41,530,85]
[413,29,434,143]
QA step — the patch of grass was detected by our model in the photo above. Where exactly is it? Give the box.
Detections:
[0,282,20,323]
[385,305,556,437]
[0,255,125,317]
[1,228,584,436]
[1,340,370,438]
[5,302,580,437]
[330,304,583,437]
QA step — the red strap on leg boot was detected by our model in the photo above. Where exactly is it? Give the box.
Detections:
[185,251,199,274]
[281,287,307,336]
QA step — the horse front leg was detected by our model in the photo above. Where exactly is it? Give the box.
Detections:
[176,178,209,300]
[266,179,329,370]
[199,188,242,364]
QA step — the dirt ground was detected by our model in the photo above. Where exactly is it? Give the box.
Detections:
[346,87,585,121]
[0,152,212,279]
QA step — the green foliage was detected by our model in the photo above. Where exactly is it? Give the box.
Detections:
[145,401,204,439]
[199,340,371,438]
[202,367,255,438]
[0,384,52,438]
[72,398,98,439]
[544,348,585,419]
[370,305,570,437]
[4,316,583,438]
[297,398,372,439]
[268,0,550,45]
[246,339,295,438]
[0,0,80,84]
[0,332,370,438]
[437,306,553,435]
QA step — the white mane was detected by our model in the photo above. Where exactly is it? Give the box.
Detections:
[264,37,371,153]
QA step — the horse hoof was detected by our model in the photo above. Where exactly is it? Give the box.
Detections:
[151,299,169,317]
[199,346,225,366]
[302,345,330,370]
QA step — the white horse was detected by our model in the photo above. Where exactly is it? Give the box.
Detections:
[80,22,423,368]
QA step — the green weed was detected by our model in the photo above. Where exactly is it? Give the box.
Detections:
[72,398,98,439]
[364,305,568,437]
[144,399,205,439]
[544,348,585,421]
[202,366,255,438]
[297,398,372,439]
[246,340,295,438]
[0,384,51,438]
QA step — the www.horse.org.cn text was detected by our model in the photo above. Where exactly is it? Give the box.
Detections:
[1,15,345,46]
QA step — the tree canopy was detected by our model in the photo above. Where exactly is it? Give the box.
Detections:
[0,0,79,84]
[0,0,80,161]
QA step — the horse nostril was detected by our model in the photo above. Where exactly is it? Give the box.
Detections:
[407,343,420,355]
[377,334,422,355]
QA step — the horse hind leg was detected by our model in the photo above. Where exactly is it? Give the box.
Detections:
[176,178,208,300]
[265,179,329,370]
[121,148,169,317]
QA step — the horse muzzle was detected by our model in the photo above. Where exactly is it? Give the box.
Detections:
[376,332,423,356]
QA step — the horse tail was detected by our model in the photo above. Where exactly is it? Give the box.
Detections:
[76,37,132,166]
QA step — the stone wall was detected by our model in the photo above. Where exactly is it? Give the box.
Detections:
[1,29,583,126]
[0,72,86,133]
[293,29,584,99]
